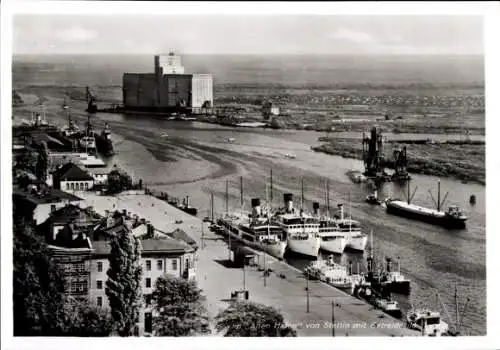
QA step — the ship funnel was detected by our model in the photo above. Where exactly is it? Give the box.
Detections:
[251,198,261,218]
[386,257,392,273]
[312,202,320,216]
[367,256,373,273]
[338,203,344,220]
[284,193,293,213]
[185,196,190,208]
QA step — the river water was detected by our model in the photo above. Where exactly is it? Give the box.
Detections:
[23,106,485,335]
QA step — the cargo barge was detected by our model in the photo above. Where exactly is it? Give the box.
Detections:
[384,180,467,229]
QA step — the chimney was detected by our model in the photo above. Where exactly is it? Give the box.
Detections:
[338,203,344,220]
[386,258,392,273]
[283,193,293,213]
[185,196,190,208]
[251,198,261,219]
[312,202,320,216]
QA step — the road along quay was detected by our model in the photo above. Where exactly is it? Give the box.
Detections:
[82,192,418,337]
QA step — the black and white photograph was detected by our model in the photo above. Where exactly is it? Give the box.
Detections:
[1,1,499,348]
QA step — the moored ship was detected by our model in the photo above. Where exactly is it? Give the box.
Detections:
[273,194,320,258]
[335,204,368,252]
[217,198,287,260]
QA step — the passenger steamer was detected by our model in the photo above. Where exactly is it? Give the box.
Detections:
[273,194,320,258]
[217,198,287,260]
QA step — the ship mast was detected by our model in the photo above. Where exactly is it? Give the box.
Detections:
[437,180,441,212]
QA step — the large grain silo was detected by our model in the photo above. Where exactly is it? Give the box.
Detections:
[122,52,213,114]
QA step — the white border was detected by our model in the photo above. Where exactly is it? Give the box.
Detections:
[2,2,500,350]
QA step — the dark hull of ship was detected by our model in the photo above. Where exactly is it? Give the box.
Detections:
[94,134,114,156]
[386,202,467,229]
[369,278,411,295]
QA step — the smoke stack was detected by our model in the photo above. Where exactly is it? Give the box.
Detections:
[338,203,344,220]
[283,193,293,213]
[251,198,261,218]
[348,260,353,275]
[312,202,320,216]
[386,258,392,273]
[367,256,373,273]
[185,196,190,208]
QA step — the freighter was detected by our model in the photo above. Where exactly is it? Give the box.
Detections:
[384,180,467,229]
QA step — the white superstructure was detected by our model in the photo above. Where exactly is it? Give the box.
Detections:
[273,194,320,258]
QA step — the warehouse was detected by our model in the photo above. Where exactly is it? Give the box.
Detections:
[122,53,213,113]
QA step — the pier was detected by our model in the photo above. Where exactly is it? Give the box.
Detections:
[81,191,418,336]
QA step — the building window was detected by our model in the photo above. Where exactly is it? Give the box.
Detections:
[144,294,152,306]
[74,263,85,273]
[97,261,103,272]
[80,182,84,189]
[157,260,163,271]
[186,258,190,269]
[71,182,75,190]
[145,312,153,334]
[146,260,151,271]
[66,183,70,190]
[97,296,102,307]
[71,281,88,294]
[97,280,103,290]
[146,278,151,288]
[85,182,89,190]
[172,259,177,271]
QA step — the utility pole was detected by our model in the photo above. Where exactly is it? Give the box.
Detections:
[210,192,214,223]
[332,301,335,337]
[243,262,246,292]
[240,176,243,209]
[225,180,229,215]
[306,270,310,313]
[270,169,273,207]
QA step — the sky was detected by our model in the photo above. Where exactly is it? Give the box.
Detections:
[13,15,483,55]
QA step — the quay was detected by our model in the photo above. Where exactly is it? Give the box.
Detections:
[82,191,418,337]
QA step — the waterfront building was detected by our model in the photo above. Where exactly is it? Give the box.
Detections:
[90,218,196,335]
[13,185,84,225]
[122,53,213,113]
[51,162,95,193]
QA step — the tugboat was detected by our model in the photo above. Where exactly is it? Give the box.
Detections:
[385,180,468,229]
[372,257,411,295]
[179,196,198,216]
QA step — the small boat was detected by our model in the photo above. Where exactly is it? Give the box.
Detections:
[304,255,353,291]
[406,309,449,336]
[366,190,382,205]
[227,138,236,143]
[285,153,296,159]
[374,298,402,318]
[161,132,169,138]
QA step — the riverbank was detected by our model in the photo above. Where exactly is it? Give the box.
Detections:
[312,138,485,186]
[81,192,417,337]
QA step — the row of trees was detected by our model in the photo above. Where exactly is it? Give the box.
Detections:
[13,218,297,337]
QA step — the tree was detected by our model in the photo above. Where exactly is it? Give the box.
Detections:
[107,169,133,195]
[64,303,114,337]
[105,231,142,336]
[215,301,297,337]
[152,275,210,336]
[13,218,67,336]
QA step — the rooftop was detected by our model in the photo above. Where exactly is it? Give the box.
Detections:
[13,186,83,205]
[53,162,94,181]
[92,237,192,256]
